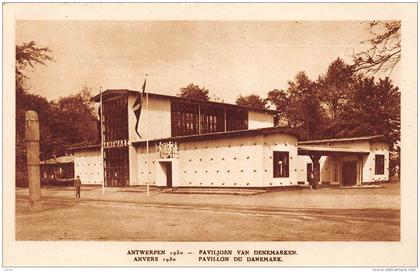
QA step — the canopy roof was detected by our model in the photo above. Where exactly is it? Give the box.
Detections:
[298,145,370,156]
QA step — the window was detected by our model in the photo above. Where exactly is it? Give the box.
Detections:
[171,101,199,137]
[103,94,128,142]
[226,108,248,131]
[200,105,224,134]
[273,151,289,178]
[375,154,385,175]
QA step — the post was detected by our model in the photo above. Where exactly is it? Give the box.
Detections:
[223,107,227,132]
[309,154,321,189]
[25,111,42,211]
[146,91,150,197]
[100,87,105,194]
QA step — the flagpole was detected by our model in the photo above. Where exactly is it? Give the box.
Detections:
[100,86,105,195]
[146,74,150,197]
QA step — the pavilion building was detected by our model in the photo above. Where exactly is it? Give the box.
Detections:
[71,89,389,188]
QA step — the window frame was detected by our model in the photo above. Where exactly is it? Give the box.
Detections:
[273,151,290,178]
[375,154,385,175]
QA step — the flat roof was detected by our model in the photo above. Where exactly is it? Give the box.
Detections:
[298,135,386,145]
[91,89,278,114]
[132,126,302,147]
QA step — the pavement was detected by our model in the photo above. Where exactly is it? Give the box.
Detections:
[15,181,400,210]
[15,182,400,241]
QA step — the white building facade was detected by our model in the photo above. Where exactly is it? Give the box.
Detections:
[72,89,389,188]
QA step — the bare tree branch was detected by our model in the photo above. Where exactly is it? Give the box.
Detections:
[352,21,401,76]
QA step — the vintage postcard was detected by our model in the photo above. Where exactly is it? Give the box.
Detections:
[3,2,417,268]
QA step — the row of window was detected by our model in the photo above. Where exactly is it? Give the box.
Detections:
[171,101,248,137]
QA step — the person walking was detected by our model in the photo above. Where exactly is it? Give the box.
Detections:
[74,175,82,199]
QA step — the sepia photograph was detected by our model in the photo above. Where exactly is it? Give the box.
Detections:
[3,2,417,268]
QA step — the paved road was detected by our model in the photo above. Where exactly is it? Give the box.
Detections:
[15,183,400,241]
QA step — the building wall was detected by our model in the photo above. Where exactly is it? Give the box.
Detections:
[297,140,390,185]
[128,94,276,142]
[128,95,172,142]
[178,136,265,187]
[74,149,103,185]
[134,145,159,186]
[363,142,389,182]
[133,133,298,187]
[248,111,274,129]
[262,134,299,186]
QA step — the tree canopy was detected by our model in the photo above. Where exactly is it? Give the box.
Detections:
[235,94,268,110]
[16,41,54,93]
[15,41,99,186]
[177,83,210,101]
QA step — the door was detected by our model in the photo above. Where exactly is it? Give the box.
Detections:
[164,162,172,188]
[342,161,357,186]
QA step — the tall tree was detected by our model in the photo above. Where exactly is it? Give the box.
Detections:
[337,76,400,146]
[16,41,54,92]
[285,72,325,139]
[352,21,401,74]
[236,94,267,110]
[16,41,53,186]
[317,58,354,121]
[53,86,99,153]
[178,83,210,101]
[266,89,290,126]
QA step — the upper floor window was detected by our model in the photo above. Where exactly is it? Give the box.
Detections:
[171,101,249,136]
[103,94,128,142]
[171,101,199,137]
[200,104,224,134]
[226,108,248,131]
[375,154,385,175]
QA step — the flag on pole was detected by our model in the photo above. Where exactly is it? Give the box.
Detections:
[133,79,146,138]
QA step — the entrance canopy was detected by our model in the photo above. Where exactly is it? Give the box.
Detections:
[298,146,370,156]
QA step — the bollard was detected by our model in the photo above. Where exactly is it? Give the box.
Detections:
[25,111,42,211]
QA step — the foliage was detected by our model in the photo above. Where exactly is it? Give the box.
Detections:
[15,41,99,186]
[284,72,326,140]
[352,21,401,74]
[235,94,268,110]
[54,86,99,150]
[178,83,210,101]
[266,89,289,126]
[16,41,54,92]
[317,58,354,121]
[337,76,400,145]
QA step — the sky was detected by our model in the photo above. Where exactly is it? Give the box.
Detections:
[16,20,400,104]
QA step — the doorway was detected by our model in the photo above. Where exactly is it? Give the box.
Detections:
[161,162,172,188]
[342,161,357,186]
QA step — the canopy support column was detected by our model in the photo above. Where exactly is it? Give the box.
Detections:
[309,154,321,189]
